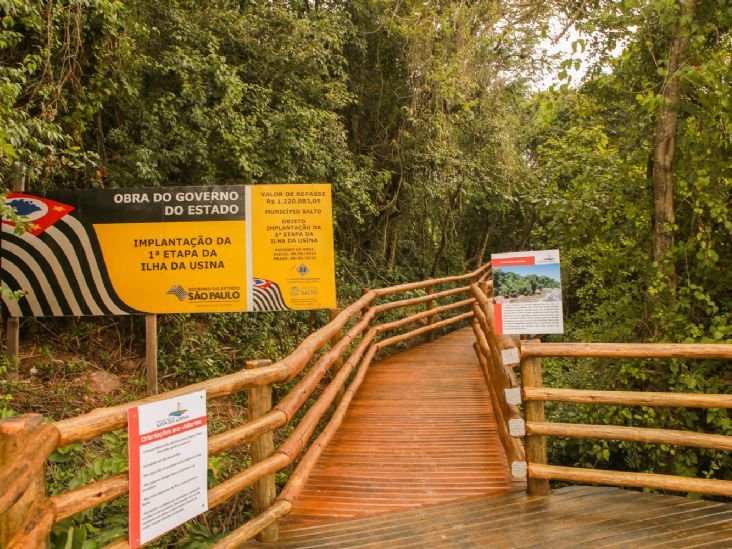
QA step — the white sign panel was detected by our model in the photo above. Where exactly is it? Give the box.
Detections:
[491,249,564,335]
[127,390,208,548]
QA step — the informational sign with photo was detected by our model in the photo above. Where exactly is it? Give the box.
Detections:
[1,184,336,315]
[127,390,208,549]
[491,250,564,335]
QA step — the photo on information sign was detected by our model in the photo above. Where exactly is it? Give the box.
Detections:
[493,262,562,305]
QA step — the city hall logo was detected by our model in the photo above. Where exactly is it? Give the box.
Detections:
[166,285,189,301]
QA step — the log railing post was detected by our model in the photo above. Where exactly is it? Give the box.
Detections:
[360,288,371,326]
[426,286,435,342]
[246,359,278,542]
[328,308,345,404]
[521,350,550,496]
[0,414,49,548]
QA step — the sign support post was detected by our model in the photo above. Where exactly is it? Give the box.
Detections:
[4,174,24,380]
[145,314,158,395]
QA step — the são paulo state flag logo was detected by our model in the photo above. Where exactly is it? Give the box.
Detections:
[2,193,75,236]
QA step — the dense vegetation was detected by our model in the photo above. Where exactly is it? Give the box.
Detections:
[1,0,730,546]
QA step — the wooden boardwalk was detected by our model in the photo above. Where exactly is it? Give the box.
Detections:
[252,487,732,548]
[244,328,732,547]
[282,328,523,526]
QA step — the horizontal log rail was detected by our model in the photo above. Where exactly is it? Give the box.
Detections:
[526,421,732,451]
[375,297,474,332]
[521,341,732,360]
[372,285,470,313]
[372,262,491,297]
[523,387,732,408]
[376,311,475,349]
[528,464,732,498]
[1,262,490,548]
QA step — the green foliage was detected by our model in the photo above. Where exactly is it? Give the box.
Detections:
[49,432,130,548]
[528,0,732,484]
[0,354,14,418]
[0,0,126,187]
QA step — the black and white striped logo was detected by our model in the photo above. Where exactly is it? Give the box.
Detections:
[1,214,137,317]
[166,285,189,301]
[252,278,289,312]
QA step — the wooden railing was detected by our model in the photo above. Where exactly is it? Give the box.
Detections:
[468,283,527,479]
[513,341,732,497]
[0,263,493,549]
[3,260,730,548]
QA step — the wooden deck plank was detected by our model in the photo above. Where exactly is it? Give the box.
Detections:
[575,500,726,547]
[275,487,608,541]
[245,488,732,548]
[282,327,523,522]
[240,329,732,547]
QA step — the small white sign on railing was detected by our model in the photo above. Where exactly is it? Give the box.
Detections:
[501,347,520,366]
[127,390,208,548]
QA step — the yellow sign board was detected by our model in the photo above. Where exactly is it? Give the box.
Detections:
[1,184,336,315]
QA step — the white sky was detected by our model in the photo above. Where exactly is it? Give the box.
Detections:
[534,17,629,90]
[535,18,588,89]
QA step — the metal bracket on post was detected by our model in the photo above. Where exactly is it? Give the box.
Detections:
[501,347,520,366]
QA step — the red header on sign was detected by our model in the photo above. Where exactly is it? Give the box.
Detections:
[130,416,207,446]
[492,256,535,267]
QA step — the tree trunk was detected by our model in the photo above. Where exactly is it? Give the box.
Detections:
[652,0,696,290]
[430,182,463,277]
[386,225,399,271]
[473,226,491,269]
